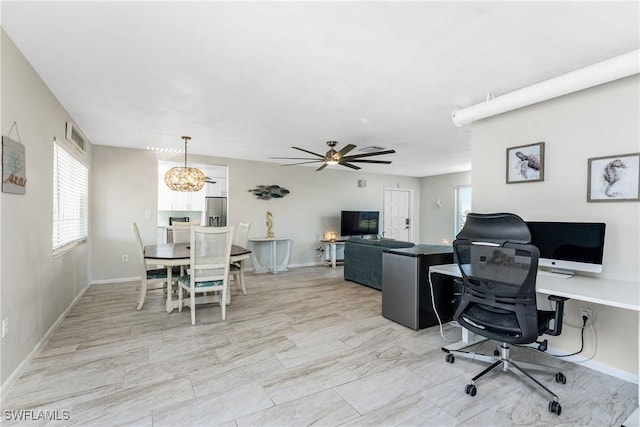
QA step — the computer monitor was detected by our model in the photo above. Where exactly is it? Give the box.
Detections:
[526,221,606,275]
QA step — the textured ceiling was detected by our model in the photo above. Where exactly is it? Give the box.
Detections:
[2,1,639,177]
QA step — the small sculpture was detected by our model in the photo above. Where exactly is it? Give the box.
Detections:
[265,211,274,238]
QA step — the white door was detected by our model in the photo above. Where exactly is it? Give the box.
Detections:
[383,188,412,241]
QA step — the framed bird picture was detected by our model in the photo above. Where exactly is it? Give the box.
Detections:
[506,142,544,184]
[587,153,640,202]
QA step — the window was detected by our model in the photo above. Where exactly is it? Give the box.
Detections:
[53,142,88,252]
[455,185,472,234]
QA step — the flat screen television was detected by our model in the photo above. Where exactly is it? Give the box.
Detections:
[341,211,379,236]
[526,221,606,274]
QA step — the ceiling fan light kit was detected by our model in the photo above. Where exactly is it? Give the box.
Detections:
[270,140,396,172]
[164,136,206,192]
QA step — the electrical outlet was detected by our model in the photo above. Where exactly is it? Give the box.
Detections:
[2,317,9,338]
[121,254,129,263]
[580,308,593,326]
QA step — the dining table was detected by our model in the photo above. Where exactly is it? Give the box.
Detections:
[144,242,252,313]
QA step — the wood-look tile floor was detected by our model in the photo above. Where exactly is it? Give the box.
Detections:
[3,266,637,426]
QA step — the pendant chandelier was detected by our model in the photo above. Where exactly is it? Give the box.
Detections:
[164,136,206,192]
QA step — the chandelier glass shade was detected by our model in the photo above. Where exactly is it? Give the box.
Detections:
[164,136,205,192]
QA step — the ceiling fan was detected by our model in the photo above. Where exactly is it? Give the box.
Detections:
[270,141,396,171]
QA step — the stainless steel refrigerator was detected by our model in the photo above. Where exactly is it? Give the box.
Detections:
[205,197,227,226]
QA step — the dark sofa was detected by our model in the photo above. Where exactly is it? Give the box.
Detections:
[343,237,415,290]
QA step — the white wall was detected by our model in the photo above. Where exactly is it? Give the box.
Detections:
[91,146,158,282]
[471,75,640,376]
[90,147,423,281]
[420,171,471,245]
[1,31,92,386]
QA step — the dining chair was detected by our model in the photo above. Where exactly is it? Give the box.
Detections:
[171,221,199,244]
[230,222,251,295]
[178,226,234,325]
[132,222,174,310]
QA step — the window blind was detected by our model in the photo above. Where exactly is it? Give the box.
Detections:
[53,142,88,251]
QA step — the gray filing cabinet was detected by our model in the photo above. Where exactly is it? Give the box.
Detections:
[381,246,454,330]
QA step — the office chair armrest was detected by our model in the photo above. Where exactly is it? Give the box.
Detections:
[545,295,570,336]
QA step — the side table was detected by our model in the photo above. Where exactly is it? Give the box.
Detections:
[248,237,291,274]
[322,240,346,268]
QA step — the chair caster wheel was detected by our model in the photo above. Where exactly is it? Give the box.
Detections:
[548,401,561,415]
[555,372,566,384]
[445,354,455,364]
[465,384,477,396]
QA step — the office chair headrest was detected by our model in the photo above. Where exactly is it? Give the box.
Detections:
[456,213,531,244]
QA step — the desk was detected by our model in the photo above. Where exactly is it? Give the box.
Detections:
[144,243,251,313]
[429,263,640,425]
[322,240,345,268]
[248,237,291,274]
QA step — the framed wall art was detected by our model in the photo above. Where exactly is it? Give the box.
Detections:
[506,142,544,184]
[587,152,640,202]
[2,135,27,194]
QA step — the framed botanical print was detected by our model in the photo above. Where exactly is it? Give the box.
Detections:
[587,153,640,202]
[506,142,544,184]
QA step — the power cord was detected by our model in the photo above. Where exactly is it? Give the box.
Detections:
[553,315,588,357]
[428,270,458,343]
[529,314,597,361]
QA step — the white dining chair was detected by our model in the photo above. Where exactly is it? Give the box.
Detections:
[171,221,199,244]
[132,222,173,310]
[178,226,234,325]
[230,222,251,295]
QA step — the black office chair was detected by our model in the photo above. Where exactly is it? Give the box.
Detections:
[442,213,568,415]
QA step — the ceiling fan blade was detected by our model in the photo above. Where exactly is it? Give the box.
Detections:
[315,163,329,172]
[337,144,357,157]
[269,157,320,160]
[340,162,361,170]
[342,149,396,161]
[292,146,326,158]
[347,159,392,164]
[282,160,324,166]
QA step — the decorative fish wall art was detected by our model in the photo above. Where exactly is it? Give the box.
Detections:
[248,185,290,200]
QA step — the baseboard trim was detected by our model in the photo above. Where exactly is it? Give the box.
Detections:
[90,276,139,285]
[545,345,638,384]
[0,281,91,400]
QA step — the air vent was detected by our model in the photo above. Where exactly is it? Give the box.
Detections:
[359,145,386,153]
[65,122,87,152]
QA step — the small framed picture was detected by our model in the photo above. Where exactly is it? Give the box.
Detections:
[587,153,640,202]
[506,142,544,184]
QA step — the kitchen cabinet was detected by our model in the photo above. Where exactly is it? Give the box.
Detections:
[205,178,227,197]
[157,167,205,211]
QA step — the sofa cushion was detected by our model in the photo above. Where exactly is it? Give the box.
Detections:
[379,239,415,249]
[346,237,379,246]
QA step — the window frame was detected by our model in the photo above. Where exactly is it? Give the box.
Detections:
[454,185,472,235]
[52,141,88,255]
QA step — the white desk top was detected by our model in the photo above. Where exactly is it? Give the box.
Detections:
[429,263,640,312]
